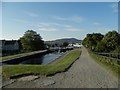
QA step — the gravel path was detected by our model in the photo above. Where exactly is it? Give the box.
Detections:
[3,47,119,88]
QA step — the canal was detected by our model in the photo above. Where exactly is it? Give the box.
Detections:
[19,51,66,65]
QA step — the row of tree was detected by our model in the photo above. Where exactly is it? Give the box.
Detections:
[19,30,69,51]
[19,30,45,51]
[46,42,69,48]
[82,31,120,53]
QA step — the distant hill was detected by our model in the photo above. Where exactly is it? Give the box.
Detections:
[45,38,82,44]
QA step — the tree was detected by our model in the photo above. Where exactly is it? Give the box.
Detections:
[83,30,120,53]
[50,43,57,47]
[112,46,120,58]
[18,39,23,50]
[20,30,44,50]
[95,41,108,52]
[82,33,104,51]
[62,42,69,47]
[102,31,120,52]
[54,43,58,47]
[113,46,120,53]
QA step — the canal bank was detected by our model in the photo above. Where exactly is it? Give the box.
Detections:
[2,50,50,64]
[3,49,81,79]
[2,48,73,65]
[48,51,70,65]
[19,51,66,65]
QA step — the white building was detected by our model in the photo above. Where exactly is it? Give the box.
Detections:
[68,43,82,48]
[1,40,19,51]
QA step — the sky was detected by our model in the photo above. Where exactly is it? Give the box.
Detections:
[1,2,118,41]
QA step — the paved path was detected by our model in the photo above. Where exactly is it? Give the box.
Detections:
[3,47,119,88]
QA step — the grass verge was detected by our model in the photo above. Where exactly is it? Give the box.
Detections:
[0,50,46,61]
[87,49,120,78]
[3,49,81,78]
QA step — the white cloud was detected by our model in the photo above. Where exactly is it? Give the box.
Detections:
[110,3,118,8]
[38,27,58,31]
[64,28,81,31]
[14,19,30,23]
[93,22,101,25]
[70,16,84,22]
[53,16,66,20]
[109,3,118,12]
[26,12,39,17]
[38,23,51,26]
[60,24,72,28]
[37,22,82,32]
[38,22,72,27]
[95,27,117,34]
[53,16,84,23]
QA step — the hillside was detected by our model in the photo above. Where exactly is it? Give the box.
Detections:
[45,38,82,44]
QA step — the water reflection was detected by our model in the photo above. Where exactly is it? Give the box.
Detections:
[19,51,66,65]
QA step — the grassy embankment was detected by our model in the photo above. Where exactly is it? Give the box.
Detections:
[88,49,120,77]
[0,50,46,61]
[3,48,81,78]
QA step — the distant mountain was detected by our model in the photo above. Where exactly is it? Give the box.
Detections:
[45,38,82,44]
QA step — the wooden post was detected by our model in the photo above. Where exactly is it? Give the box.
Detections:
[109,53,111,58]
[116,53,120,65]
[118,53,119,59]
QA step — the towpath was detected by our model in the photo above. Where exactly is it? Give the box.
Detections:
[3,47,119,88]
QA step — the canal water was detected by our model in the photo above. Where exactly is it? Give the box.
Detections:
[19,51,66,65]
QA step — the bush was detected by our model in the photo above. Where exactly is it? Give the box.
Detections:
[95,41,108,52]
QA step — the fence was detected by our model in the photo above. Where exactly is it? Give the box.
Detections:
[94,52,120,59]
[93,52,120,66]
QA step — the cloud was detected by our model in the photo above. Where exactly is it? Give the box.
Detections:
[94,27,117,34]
[26,12,39,17]
[53,16,66,20]
[60,24,72,28]
[13,19,30,23]
[53,16,84,23]
[38,27,58,31]
[38,23,51,26]
[109,3,118,12]
[38,22,72,28]
[64,28,81,31]
[36,22,82,32]
[69,16,84,22]
[93,22,101,25]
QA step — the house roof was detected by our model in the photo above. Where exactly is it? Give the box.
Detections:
[2,40,18,45]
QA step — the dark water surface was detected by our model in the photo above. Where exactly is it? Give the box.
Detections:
[19,51,66,65]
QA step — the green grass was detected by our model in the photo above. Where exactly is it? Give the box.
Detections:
[0,50,46,61]
[3,49,81,78]
[87,49,120,77]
